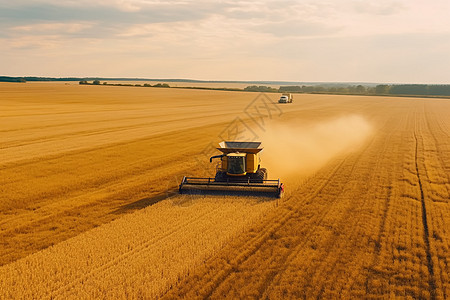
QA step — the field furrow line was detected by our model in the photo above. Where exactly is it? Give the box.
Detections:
[0,159,194,233]
[0,108,239,134]
[259,119,399,298]
[0,107,147,118]
[0,119,228,170]
[414,109,437,300]
[1,123,152,149]
[418,102,450,298]
[0,109,158,133]
[423,104,450,194]
[257,136,381,298]
[313,196,375,298]
[1,111,236,149]
[362,110,411,293]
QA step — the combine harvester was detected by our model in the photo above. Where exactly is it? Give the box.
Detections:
[278,93,293,103]
[179,141,284,198]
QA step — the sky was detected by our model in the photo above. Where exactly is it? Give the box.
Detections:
[1,0,449,83]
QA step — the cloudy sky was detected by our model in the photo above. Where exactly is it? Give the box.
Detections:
[1,0,449,83]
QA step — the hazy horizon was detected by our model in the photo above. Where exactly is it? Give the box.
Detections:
[1,0,449,84]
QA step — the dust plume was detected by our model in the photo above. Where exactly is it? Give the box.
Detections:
[260,115,372,180]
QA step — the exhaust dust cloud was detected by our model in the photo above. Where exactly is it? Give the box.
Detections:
[260,115,373,180]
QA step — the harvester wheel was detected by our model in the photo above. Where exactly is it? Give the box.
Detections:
[255,168,267,182]
[215,171,226,182]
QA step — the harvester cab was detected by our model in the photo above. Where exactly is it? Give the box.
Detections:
[179,141,284,198]
[221,153,247,175]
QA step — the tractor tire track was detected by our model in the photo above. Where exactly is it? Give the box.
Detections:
[363,108,411,293]
[414,107,437,300]
[258,133,382,298]
[259,116,401,298]
[418,102,449,299]
[423,103,450,196]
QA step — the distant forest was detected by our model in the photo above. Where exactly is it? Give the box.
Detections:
[1,76,450,97]
[248,84,450,97]
[0,76,82,82]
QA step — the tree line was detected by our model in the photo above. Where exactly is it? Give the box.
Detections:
[245,84,450,96]
[79,80,170,88]
[2,75,449,97]
[0,76,26,82]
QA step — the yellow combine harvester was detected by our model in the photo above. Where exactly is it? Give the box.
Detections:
[179,141,284,198]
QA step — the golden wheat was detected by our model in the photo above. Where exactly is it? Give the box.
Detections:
[1,83,448,298]
[0,196,274,298]
[162,98,450,299]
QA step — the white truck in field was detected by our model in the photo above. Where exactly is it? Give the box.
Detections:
[278,93,293,103]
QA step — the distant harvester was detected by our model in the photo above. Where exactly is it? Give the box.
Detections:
[278,93,293,103]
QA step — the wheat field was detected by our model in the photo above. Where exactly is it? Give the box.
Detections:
[0,82,449,298]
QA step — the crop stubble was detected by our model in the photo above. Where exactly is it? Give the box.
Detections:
[0,83,449,298]
[162,98,449,299]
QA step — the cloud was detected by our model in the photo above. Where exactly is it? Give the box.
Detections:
[351,0,406,16]
[1,0,450,83]
[12,22,94,34]
[0,1,215,25]
[254,20,340,38]
[1,0,198,12]
[3,35,63,50]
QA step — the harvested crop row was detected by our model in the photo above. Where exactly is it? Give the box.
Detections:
[414,103,450,298]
